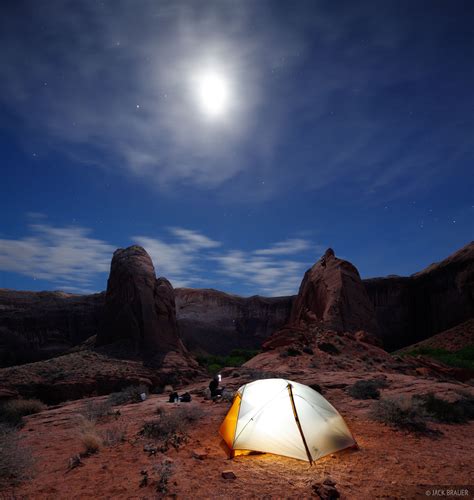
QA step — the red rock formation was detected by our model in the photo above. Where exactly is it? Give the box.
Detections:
[0,289,104,367]
[175,288,293,354]
[290,248,378,334]
[364,241,474,350]
[96,246,184,363]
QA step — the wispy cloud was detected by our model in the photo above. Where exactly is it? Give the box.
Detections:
[210,251,305,296]
[255,238,312,256]
[0,223,114,292]
[0,221,318,296]
[2,1,470,202]
[133,228,221,287]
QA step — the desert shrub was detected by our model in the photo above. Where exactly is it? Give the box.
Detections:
[0,398,46,427]
[0,424,34,486]
[318,342,340,355]
[370,397,428,433]
[348,380,382,400]
[81,432,102,455]
[302,346,314,355]
[286,347,302,357]
[140,406,202,449]
[221,388,235,402]
[455,395,474,419]
[401,345,474,370]
[101,423,127,446]
[414,393,474,424]
[108,384,149,405]
[154,458,174,494]
[196,349,260,374]
[82,399,114,422]
[77,416,102,456]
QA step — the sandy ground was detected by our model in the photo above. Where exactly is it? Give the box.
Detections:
[2,372,473,500]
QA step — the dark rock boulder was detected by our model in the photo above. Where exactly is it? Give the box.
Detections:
[96,246,183,362]
[290,248,378,335]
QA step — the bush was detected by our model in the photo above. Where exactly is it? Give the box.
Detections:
[317,342,340,355]
[0,399,46,427]
[108,385,149,405]
[82,400,114,422]
[140,406,202,449]
[81,432,102,455]
[370,397,428,433]
[77,416,102,456]
[414,393,474,424]
[196,349,260,374]
[286,347,302,357]
[347,380,381,400]
[401,345,474,370]
[0,424,34,486]
[154,458,174,494]
[101,423,127,446]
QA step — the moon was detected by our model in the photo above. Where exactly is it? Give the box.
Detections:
[195,71,230,118]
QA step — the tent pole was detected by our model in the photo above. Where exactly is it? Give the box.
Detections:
[287,384,313,465]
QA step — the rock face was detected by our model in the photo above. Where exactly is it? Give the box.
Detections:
[96,246,183,360]
[290,248,378,334]
[175,288,293,354]
[0,289,104,367]
[364,242,474,351]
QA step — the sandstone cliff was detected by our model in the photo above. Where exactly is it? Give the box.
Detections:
[364,241,474,350]
[0,289,104,367]
[175,288,293,354]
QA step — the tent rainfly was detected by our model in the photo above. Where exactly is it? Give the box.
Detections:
[219,378,356,463]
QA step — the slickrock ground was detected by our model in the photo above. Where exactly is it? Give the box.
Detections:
[3,370,473,500]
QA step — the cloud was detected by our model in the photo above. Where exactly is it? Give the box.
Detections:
[2,1,470,203]
[135,232,314,295]
[255,238,312,256]
[0,221,317,296]
[133,227,221,287]
[210,251,305,296]
[0,223,114,292]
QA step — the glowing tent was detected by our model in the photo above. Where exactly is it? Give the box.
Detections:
[219,378,356,463]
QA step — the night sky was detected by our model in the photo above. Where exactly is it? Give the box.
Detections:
[0,0,473,296]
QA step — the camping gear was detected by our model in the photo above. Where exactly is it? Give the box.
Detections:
[219,378,356,463]
[180,392,192,403]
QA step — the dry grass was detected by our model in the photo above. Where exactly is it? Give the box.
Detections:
[0,398,46,427]
[108,384,149,405]
[101,423,127,446]
[140,406,203,450]
[81,399,114,422]
[76,416,102,456]
[370,396,428,433]
[154,458,174,494]
[0,424,34,486]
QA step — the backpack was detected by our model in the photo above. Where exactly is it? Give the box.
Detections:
[180,392,191,403]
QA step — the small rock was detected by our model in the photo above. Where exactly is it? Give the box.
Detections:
[312,477,340,500]
[221,470,237,480]
[192,448,208,460]
[67,454,83,471]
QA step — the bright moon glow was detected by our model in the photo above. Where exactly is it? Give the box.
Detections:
[196,72,230,118]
